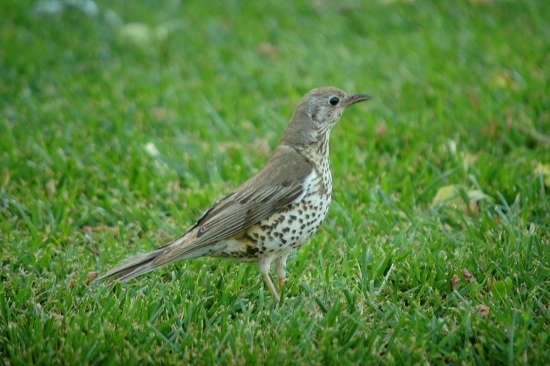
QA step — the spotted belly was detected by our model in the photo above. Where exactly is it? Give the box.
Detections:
[210,188,331,262]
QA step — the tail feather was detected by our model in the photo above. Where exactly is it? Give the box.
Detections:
[97,235,192,283]
[96,250,164,283]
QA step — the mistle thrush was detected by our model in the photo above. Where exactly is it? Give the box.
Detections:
[98,86,371,303]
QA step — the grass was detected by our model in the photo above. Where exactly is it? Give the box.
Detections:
[1,0,549,364]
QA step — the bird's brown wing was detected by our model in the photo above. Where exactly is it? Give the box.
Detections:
[153,145,314,263]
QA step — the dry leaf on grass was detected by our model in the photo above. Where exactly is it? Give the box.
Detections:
[81,225,120,235]
[461,268,474,281]
[432,184,493,208]
[86,271,98,283]
[451,274,459,291]
[478,305,490,317]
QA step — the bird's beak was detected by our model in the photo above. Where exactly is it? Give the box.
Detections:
[344,93,372,107]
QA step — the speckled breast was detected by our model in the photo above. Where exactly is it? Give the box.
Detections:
[213,168,332,261]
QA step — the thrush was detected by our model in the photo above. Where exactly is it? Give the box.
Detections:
[98,86,371,303]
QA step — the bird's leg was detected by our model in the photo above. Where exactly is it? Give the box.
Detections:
[262,273,280,304]
[274,254,289,291]
[258,257,280,304]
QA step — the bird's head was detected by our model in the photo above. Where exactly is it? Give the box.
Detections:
[280,86,371,147]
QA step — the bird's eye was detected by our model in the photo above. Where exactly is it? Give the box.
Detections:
[329,97,339,106]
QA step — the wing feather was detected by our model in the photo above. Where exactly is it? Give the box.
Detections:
[156,145,313,262]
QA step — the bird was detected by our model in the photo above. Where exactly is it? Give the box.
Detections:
[97,86,371,303]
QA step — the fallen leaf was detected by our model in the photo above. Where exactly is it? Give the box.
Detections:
[461,199,479,218]
[86,271,98,283]
[461,268,474,281]
[451,274,459,291]
[432,185,493,207]
[478,305,490,317]
[432,185,461,205]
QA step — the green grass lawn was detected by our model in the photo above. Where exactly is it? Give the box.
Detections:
[1,0,549,364]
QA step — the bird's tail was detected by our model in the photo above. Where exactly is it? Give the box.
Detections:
[96,235,190,283]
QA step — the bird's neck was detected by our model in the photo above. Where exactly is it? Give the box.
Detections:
[296,129,333,196]
[295,129,331,163]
